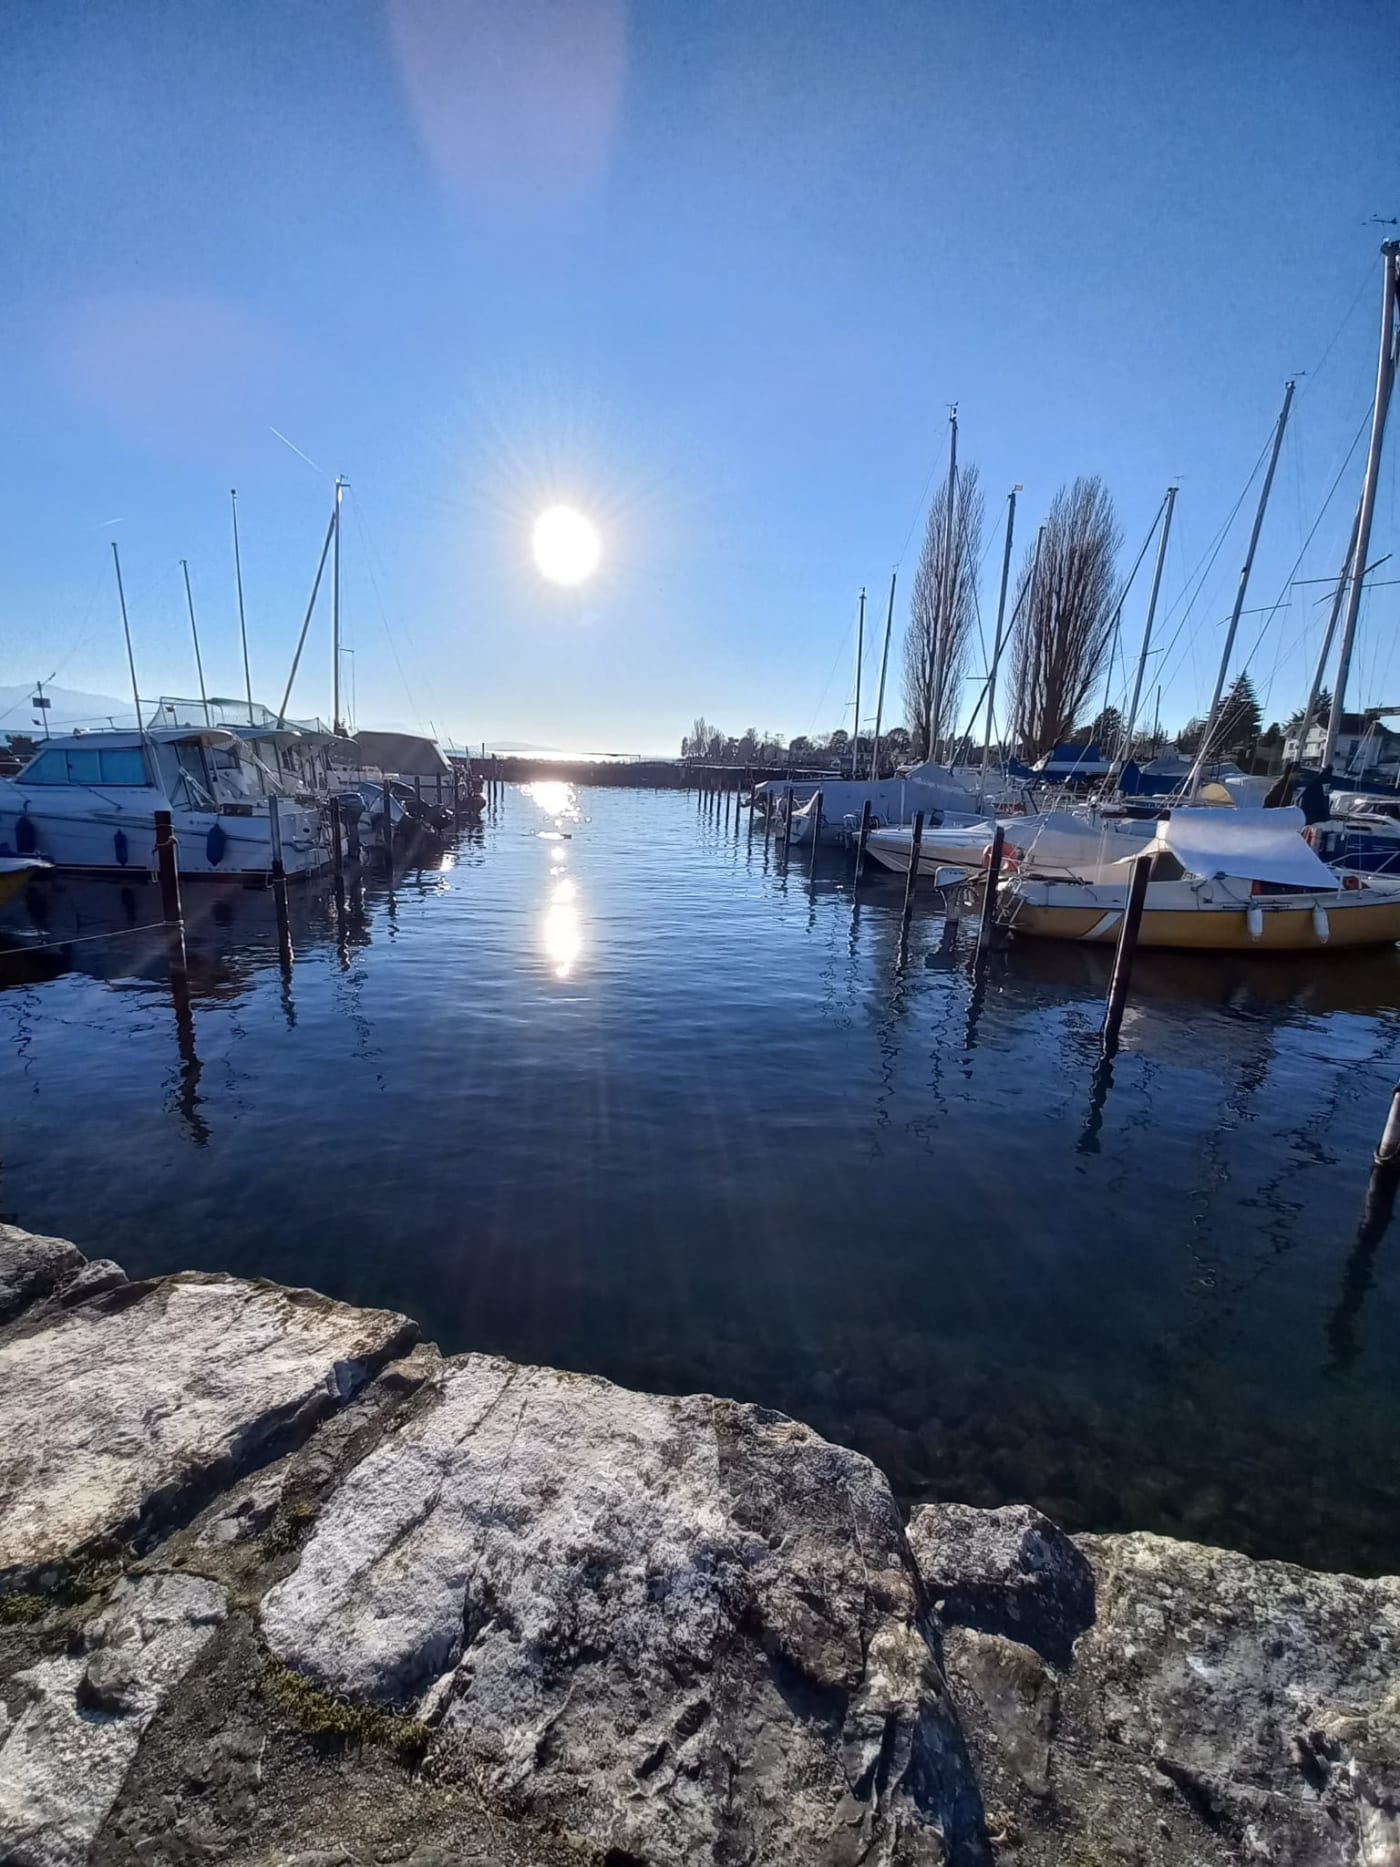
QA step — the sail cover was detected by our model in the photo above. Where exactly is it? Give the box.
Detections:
[1138,807,1336,888]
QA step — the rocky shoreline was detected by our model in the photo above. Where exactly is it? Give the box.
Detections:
[0,1223,1396,1866]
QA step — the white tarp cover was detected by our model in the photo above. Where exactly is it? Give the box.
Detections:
[1138,807,1336,889]
[338,730,450,776]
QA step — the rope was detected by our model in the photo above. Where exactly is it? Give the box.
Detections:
[1,920,171,956]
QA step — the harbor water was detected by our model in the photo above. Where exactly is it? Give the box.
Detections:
[2,781,1398,1575]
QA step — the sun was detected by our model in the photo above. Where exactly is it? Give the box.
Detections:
[532,505,601,586]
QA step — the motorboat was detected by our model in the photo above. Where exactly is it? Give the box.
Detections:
[0,728,328,878]
[0,854,48,911]
[998,807,1400,951]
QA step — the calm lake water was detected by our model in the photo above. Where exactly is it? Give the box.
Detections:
[3,781,1399,1575]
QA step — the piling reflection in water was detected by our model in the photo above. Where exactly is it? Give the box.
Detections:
[1,791,1399,1575]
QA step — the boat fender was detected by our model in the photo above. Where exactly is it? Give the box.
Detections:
[113,829,130,867]
[1303,825,1318,847]
[15,814,37,855]
[1246,904,1264,942]
[1312,904,1329,943]
[206,822,227,867]
[1342,873,1361,891]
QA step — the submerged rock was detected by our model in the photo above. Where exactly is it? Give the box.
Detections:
[263,1354,987,1866]
[0,1572,226,1867]
[0,1267,415,1586]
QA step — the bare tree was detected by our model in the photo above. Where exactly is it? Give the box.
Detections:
[1010,477,1121,756]
[902,465,984,759]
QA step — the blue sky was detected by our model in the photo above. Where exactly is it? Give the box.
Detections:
[1,0,1394,753]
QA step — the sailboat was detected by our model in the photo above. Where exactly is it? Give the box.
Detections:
[999,807,1400,950]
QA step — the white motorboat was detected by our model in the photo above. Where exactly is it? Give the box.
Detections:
[0,728,328,878]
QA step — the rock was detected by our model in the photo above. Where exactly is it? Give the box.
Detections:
[912,1512,1400,1866]
[907,1502,1095,1667]
[0,1572,226,1866]
[0,1224,86,1325]
[263,1355,989,1866]
[0,1273,416,1585]
[55,1259,128,1307]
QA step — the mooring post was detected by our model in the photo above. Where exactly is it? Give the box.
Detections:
[382,780,395,878]
[1374,1082,1400,1170]
[852,799,873,895]
[781,785,795,861]
[267,794,286,882]
[414,775,422,809]
[1102,853,1152,1050]
[153,810,186,969]
[746,769,755,837]
[329,794,345,881]
[809,790,824,868]
[734,774,743,838]
[763,790,773,854]
[976,825,1005,955]
[900,812,925,928]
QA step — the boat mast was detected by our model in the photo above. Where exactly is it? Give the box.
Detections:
[110,542,144,735]
[1120,485,1177,763]
[869,569,897,779]
[1188,380,1294,796]
[1322,241,1400,771]
[1016,524,1046,764]
[979,486,1019,785]
[180,559,211,727]
[331,476,345,735]
[278,507,338,727]
[850,588,865,779]
[230,489,254,725]
[925,405,957,761]
[1294,502,1362,769]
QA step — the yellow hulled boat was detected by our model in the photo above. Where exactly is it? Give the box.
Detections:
[999,808,1400,953]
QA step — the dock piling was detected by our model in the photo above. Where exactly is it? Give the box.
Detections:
[1373,1082,1400,1170]
[267,795,286,882]
[1102,854,1152,1051]
[329,795,345,881]
[852,800,872,895]
[900,812,925,930]
[781,786,795,862]
[153,810,186,969]
[809,791,823,868]
[976,826,1005,955]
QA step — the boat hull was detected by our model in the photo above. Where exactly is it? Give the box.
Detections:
[1006,897,1400,950]
[0,799,327,879]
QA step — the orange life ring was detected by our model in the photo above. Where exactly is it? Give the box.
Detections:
[1342,873,1361,890]
[984,842,1020,871]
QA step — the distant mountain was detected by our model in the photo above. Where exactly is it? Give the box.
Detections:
[0,684,136,735]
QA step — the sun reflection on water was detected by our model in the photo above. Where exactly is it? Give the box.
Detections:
[542,877,582,978]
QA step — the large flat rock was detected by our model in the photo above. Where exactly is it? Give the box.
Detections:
[0,1273,415,1585]
[909,1504,1400,1865]
[0,1224,86,1324]
[263,1355,988,1866]
[0,1572,227,1867]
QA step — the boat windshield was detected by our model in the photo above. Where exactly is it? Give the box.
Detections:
[18,745,152,787]
[154,740,218,810]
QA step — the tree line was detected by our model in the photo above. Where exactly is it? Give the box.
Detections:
[685,460,1291,769]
